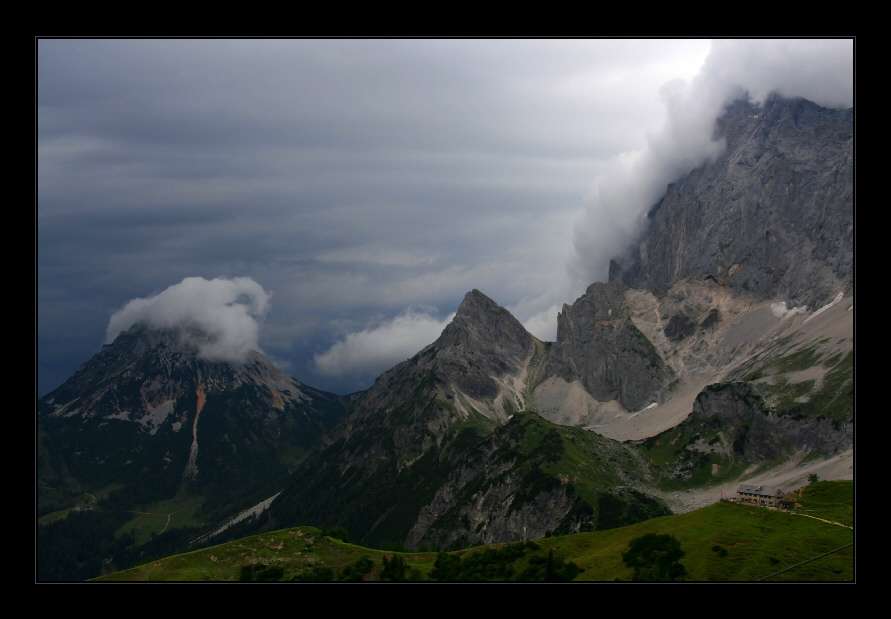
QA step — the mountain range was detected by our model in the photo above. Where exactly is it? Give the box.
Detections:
[36,94,853,580]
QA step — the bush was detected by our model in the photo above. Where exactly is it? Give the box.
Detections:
[380,554,407,581]
[319,524,350,543]
[339,556,375,581]
[292,566,334,582]
[239,563,286,581]
[515,548,582,582]
[622,533,687,581]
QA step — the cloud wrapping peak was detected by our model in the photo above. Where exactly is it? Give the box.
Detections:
[106,276,270,363]
[701,39,854,109]
[568,39,853,296]
[314,307,456,377]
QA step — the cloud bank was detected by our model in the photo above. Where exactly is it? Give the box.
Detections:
[568,39,853,295]
[38,39,853,396]
[314,307,456,378]
[106,276,270,363]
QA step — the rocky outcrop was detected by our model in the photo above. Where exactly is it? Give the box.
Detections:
[329,289,535,443]
[405,419,576,549]
[610,96,853,311]
[543,282,675,412]
[427,289,535,402]
[270,290,543,547]
[405,413,668,550]
[690,382,852,460]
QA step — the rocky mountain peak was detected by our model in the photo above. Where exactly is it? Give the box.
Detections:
[327,289,536,446]
[557,282,628,340]
[458,288,504,312]
[431,291,535,401]
[38,321,347,544]
[39,321,320,427]
[440,290,533,355]
[610,95,852,310]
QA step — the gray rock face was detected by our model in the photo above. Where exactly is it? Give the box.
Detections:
[544,282,674,412]
[610,96,853,310]
[39,321,330,428]
[406,426,576,548]
[404,423,578,550]
[691,382,852,460]
[269,290,544,547]
[332,289,535,445]
[403,413,667,550]
[432,289,536,400]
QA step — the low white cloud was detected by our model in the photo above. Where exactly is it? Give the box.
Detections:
[521,305,560,342]
[506,292,562,342]
[314,307,455,377]
[702,39,853,109]
[106,276,270,363]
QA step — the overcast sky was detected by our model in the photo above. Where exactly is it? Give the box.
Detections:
[37,39,853,396]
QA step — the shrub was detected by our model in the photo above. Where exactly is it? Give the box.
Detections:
[622,533,687,581]
[380,554,407,581]
[339,556,375,581]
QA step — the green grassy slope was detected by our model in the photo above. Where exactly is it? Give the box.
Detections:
[94,481,852,582]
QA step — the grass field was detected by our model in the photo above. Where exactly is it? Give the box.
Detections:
[37,484,123,527]
[114,496,204,546]
[568,499,852,581]
[94,481,853,582]
[791,480,854,527]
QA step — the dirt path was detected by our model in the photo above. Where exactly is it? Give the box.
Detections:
[794,513,852,529]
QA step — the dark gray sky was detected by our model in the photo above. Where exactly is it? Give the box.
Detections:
[37,39,853,396]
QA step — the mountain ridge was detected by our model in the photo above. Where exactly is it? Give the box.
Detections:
[37,94,854,580]
[610,95,853,310]
[265,94,852,551]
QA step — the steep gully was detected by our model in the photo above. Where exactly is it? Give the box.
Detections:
[183,383,205,480]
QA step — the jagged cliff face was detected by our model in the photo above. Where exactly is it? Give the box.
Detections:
[531,96,853,432]
[610,96,853,310]
[544,282,675,412]
[324,290,537,453]
[405,412,669,550]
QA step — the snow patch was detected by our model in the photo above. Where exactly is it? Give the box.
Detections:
[190,491,283,546]
[138,399,176,435]
[804,292,844,323]
[628,402,659,419]
[105,410,131,421]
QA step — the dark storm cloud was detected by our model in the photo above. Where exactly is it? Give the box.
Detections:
[39,39,849,397]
